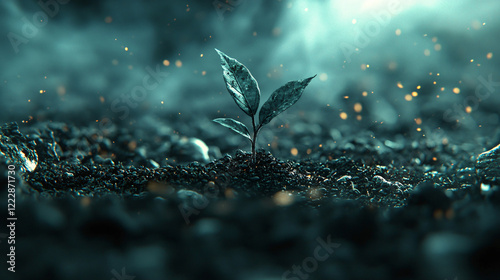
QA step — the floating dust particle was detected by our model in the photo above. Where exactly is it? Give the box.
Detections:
[388,61,397,70]
[415,118,422,125]
[405,94,412,101]
[434,209,444,219]
[412,91,418,97]
[147,181,175,195]
[175,60,182,67]
[163,60,170,66]
[354,103,362,113]
[424,49,430,56]
[397,82,403,88]
[445,208,454,219]
[471,20,481,30]
[395,28,401,36]
[57,86,66,96]
[273,191,294,206]
[453,87,460,94]
[80,197,92,207]
[271,140,278,149]
[225,188,236,199]
[486,52,493,59]
[128,140,137,151]
[104,16,112,23]
[291,148,298,156]
[340,112,348,120]
[272,27,281,36]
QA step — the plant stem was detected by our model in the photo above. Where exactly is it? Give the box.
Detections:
[251,116,256,162]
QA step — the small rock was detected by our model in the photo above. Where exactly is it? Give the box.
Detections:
[477,143,500,183]
[170,137,210,163]
[177,189,209,210]
[249,176,260,181]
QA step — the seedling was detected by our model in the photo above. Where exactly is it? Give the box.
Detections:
[213,49,315,161]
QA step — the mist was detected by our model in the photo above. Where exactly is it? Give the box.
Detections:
[1,0,499,133]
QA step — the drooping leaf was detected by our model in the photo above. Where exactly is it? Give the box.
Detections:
[215,48,260,117]
[259,75,316,126]
[213,118,252,141]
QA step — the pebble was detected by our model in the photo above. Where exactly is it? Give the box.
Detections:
[476,143,500,183]
[171,137,210,163]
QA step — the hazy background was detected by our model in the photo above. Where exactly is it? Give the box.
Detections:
[1,0,499,136]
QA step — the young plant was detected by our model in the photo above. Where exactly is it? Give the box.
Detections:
[213,49,316,161]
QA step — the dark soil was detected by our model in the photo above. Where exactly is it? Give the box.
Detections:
[1,120,500,280]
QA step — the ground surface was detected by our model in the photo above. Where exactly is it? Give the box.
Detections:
[1,118,500,280]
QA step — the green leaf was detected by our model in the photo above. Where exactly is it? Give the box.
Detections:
[259,75,316,126]
[213,118,252,141]
[215,48,260,117]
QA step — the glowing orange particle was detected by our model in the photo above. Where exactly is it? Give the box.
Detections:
[354,103,362,113]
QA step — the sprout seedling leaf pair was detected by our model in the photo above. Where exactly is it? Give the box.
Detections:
[213,48,315,160]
